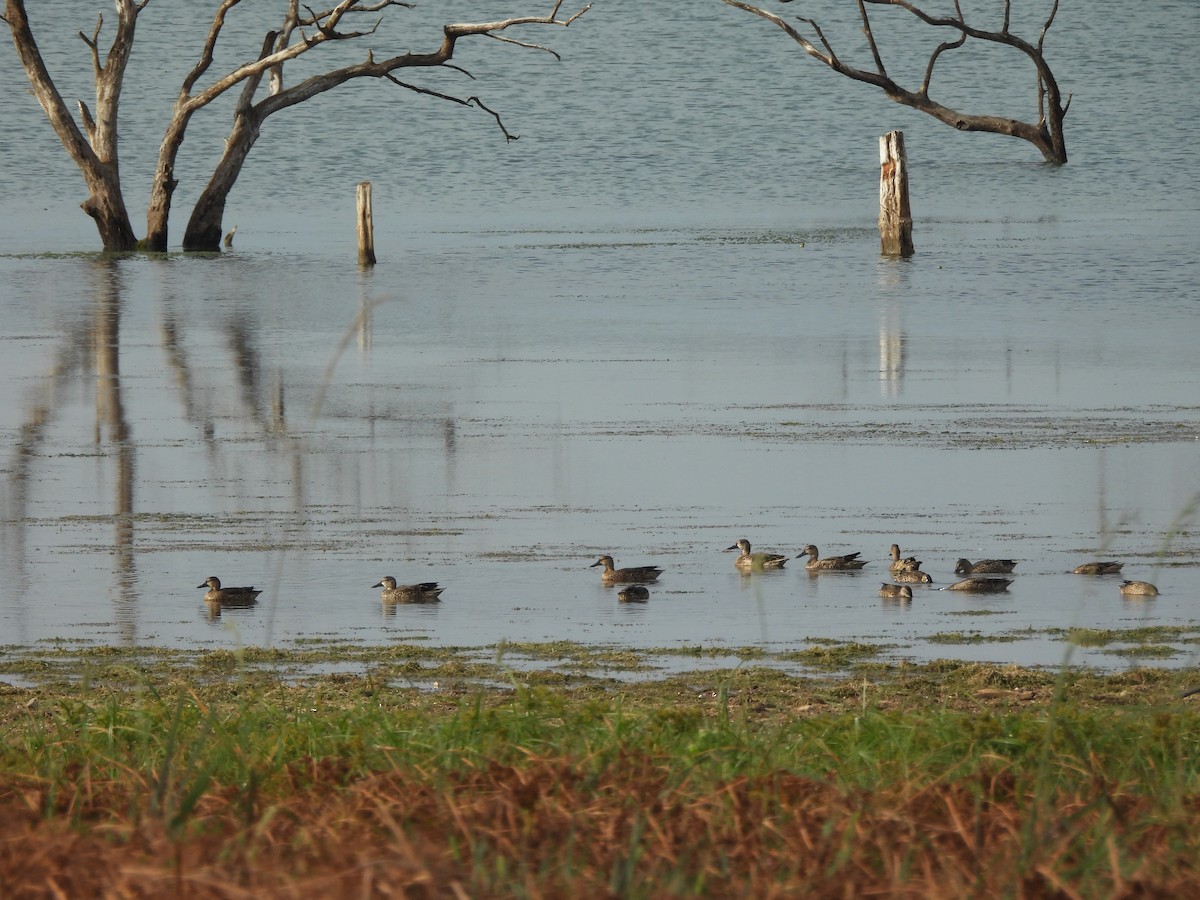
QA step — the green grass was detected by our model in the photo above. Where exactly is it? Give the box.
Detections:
[4,659,1200,895]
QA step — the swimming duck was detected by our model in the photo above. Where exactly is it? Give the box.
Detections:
[590,555,663,584]
[892,569,933,584]
[197,576,261,605]
[1073,561,1124,575]
[617,585,650,602]
[955,558,1018,575]
[725,539,788,570]
[942,577,1012,593]
[1119,580,1159,597]
[372,576,445,603]
[878,583,913,600]
[798,545,868,571]
[888,544,922,573]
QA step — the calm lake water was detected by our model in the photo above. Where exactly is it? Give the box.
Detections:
[1,1,1198,677]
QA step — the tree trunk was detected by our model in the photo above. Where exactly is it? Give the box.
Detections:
[5,0,139,251]
[143,119,186,252]
[81,167,139,252]
[182,111,263,252]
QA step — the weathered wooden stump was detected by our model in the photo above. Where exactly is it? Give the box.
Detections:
[356,181,376,266]
[878,131,913,258]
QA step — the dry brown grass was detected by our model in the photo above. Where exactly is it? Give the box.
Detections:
[4,749,1197,899]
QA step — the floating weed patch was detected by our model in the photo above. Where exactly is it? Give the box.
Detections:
[525,239,691,251]
[1065,625,1200,648]
[648,645,768,659]
[1105,644,1178,659]
[493,641,656,673]
[584,649,653,669]
[1068,628,1117,648]
[927,631,1026,645]
[477,548,559,561]
[944,608,1007,616]
[698,226,871,245]
[780,642,887,670]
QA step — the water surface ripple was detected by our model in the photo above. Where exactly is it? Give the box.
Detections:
[1,1,1197,676]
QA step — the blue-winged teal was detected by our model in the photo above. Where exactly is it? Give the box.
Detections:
[955,558,1017,575]
[798,545,868,571]
[372,577,445,603]
[892,569,933,584]
[617,585,650,602]
[726,539,788,570]
[888,544,922,573]
[197,576,261,605]
[878,583,913,600]
[942,577,1012,593]
[590,555,663,584]
[1119,580,1159,597]
[1073,561,1124,575]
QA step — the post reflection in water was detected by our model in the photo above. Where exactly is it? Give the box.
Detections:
[358,267,374,354]
[878,304,904,397]
[875,260,907,398]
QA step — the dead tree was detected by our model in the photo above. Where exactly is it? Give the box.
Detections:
[722,0,1071,164]
[2,1,590,252]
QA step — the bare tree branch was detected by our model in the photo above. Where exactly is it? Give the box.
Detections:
[724,0,1069,164]
[725,3,839,72]
[78,14,103,77]
[1037,0,1059,51]
[182,0,244,96]
[485,31,566,61]
[855,0,887,77]
[917,1,967,97]
[78,100,97,143]
[384,73,519,140]
[237,29,280,114]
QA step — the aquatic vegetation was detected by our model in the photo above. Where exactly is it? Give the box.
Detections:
[926,631,1026,645]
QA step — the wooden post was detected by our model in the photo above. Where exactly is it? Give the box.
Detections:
[356,181,376,265]
[878,131,914,258]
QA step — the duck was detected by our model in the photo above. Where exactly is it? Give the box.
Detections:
[942,577,1012,593]
[955,558,1018,575]
[725,539,788,570]
[888,544,922,573]
[372,576,445,603]
[1073,561,1124,575]
[798,545,868,571]
[1119,580,1159,597]
[617,585,650,602]
[892,569,933,584]
[878,583,913,600]
[590,555,663,584]
[197,576,261,605]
